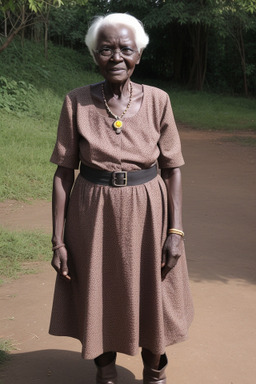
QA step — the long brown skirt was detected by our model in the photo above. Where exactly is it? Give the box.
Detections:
[49,174,193,359]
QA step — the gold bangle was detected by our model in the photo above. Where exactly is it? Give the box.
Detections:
[168,228,185,237]
[52,243,65,251]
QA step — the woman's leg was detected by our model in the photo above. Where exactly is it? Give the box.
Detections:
[94,352,117,384]
[141,348,161,369]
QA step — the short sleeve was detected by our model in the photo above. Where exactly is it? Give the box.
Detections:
[50,94,80,169]
[157,93,184,169]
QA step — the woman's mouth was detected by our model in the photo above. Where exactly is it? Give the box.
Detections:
[109,67,125,72]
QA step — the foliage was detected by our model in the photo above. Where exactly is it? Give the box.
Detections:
[213,0,256,96]
[137,0,256,93]
[49,3,90,49]
[2,0,256,94]
[0,0,87,52]
[0,76,36,112]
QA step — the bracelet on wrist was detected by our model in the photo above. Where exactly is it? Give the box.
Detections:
[168,228,185,237]
[52,243,65,251]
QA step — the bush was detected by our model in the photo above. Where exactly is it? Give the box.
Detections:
[0,76,36,112]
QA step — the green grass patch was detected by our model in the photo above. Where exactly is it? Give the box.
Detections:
[0,338,15,364]
[0,111,55,201]
[0,110,57,201]
[0,228,51,283]
[168,90,256,131]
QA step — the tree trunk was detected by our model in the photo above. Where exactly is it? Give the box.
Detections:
[0,29,21,53]
[239,27,248,97]
[0,11,33,53]
[173,25,186,83]
[188,24,208,91]
[229,20,249,97]
[21,5,25,48]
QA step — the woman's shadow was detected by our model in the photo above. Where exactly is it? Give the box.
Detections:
[0,349,142,384]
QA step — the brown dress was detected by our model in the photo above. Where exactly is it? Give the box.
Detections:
[49,83,193,359]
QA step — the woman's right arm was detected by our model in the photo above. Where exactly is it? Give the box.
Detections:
[51,165,74,280]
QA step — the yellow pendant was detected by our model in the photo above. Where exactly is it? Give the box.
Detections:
[113,119,123,134]
[113,120,123,129]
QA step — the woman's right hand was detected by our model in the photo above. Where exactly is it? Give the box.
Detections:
[51,246,71,281]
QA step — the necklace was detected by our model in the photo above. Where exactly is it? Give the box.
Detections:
[101,82,133,134]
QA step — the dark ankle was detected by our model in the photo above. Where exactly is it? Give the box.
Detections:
[142,348,161,370]
[94,352,116,367]
[158,354,168,370]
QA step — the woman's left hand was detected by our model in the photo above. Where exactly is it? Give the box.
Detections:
[161,234,183,280]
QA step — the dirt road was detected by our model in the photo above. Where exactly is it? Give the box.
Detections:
[0,128,256,384]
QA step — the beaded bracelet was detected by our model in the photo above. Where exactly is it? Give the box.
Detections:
[168,228,185,237]
[52,243,65,251]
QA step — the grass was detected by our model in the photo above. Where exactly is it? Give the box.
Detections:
[168,90,256,131]
[0,339,15,364]
[0,39,101,201]
[0,228,51,283]
[0,112,55,200]
[0,38,256,202]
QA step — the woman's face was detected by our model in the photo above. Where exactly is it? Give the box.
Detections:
[94,24,141,84]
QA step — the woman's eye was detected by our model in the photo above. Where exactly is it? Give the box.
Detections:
[101,48,111,53]
[121,48,133,54]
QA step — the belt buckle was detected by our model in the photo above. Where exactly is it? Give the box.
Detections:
[112,171,127,187]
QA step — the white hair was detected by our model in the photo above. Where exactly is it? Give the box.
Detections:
[85,13,149,61]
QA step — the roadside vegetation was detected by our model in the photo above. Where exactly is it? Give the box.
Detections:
[0,338,17,364]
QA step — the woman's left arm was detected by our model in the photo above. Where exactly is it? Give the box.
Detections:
[161,167,184,280]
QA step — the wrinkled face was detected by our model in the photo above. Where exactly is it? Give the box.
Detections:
[94,24,141,84]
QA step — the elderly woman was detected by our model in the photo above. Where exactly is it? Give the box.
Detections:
[49,13,193,384]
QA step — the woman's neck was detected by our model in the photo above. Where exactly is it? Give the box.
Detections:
[104,79,131,99]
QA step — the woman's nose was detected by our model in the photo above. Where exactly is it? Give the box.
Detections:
[111,50,123,61]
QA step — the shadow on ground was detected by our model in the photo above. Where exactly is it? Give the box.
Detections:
[0,350,142,384]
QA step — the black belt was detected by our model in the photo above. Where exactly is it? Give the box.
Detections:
[80,163,157,187]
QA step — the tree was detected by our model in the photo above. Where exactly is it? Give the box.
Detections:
[216,0,256,96]
[0,0,88,54]
[0,0,63,52]
[41,0,88,58]
[49,0,91,50]
[2,0,256,94]
[142,0,221,90]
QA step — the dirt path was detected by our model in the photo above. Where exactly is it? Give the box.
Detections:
[0,128,256,384]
